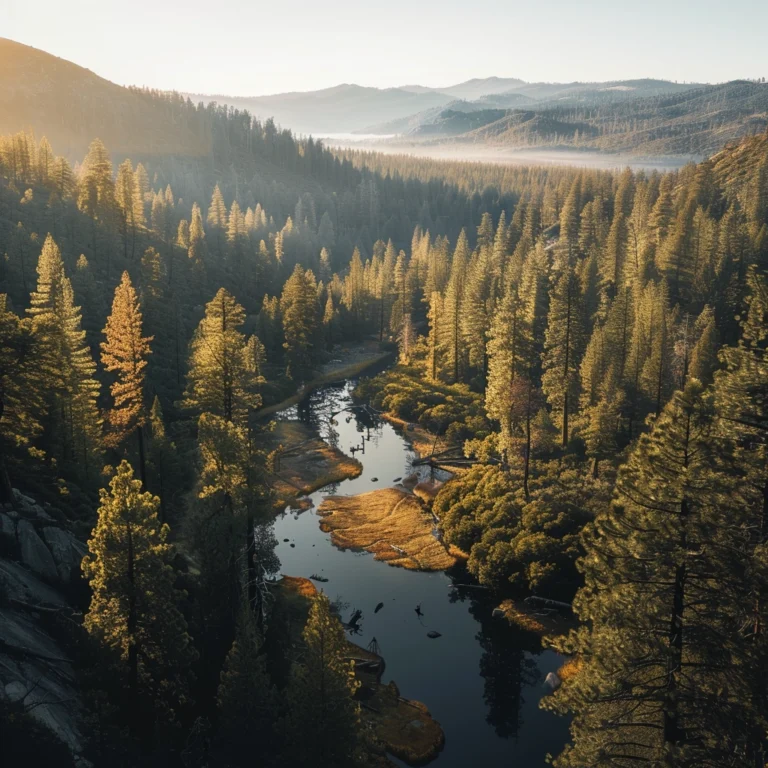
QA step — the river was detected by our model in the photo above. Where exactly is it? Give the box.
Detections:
[273,379,571,767]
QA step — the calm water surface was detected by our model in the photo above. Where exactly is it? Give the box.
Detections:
[273,380,570,767]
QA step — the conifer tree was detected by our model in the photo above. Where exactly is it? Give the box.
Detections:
[282,592,360,767]
[0,295,48,500]
[83,461,196,739]
[542,264,584,446]
[281,265,318,380]
[216,606,276,765]
[27,235,102,477]
[115,159,144,259]
[442,229,470,383]
[207,184,228,258]
[547,382,757,767]
[183,288,261,425]
[101,271,153,488]
[77,139,115,223]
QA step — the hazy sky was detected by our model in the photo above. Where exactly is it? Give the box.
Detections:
[4,0,767,95]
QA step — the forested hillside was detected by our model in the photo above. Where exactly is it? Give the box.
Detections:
[1,54,768,765]
[378,80,768,156]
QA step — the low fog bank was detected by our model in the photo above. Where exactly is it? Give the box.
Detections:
[318,135,700,171]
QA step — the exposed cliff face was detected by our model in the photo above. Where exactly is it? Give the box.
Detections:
[0,489,88,760]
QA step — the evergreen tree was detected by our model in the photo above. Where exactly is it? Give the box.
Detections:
[441,229,470,382]
[281,265,318,380]
[27,235,102,478]
[548,381,756,767]
[182,288,261,425]
[0,295,47,500]
[216,606,277,765]
[83,461,195,739]
[542,264,584,447]
[101,271,153,487]
[282,592,360,767]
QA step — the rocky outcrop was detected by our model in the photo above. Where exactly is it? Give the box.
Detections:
[17,520,60,583]
[0,489,89,759]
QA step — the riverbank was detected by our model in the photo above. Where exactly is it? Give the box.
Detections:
[274,576,444,766]
[259,343,392,419]
[267,421,362,509]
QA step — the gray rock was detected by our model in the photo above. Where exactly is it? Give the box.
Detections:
[17,520,59,583]
[492,607,505,619]
[0,559,68,607]
[0,511,16,539]
[13,489,53,521]
[0,607,82,753]
[544,671,562,692]
[42,527,86,583]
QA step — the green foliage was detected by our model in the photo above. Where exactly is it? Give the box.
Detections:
[281,592,361,767]
[82,461,196,737]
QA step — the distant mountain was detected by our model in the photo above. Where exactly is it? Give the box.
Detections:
[436,77,527,101]
[452,80,768,155]
[186,84,455,135]
[363,79,708,142]
[0,37,210,158]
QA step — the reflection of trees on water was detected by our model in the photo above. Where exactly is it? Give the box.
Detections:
[450,580,543,740]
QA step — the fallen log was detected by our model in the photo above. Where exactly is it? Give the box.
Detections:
[524,596,572,611]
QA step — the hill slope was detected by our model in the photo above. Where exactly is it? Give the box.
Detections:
[458,80,768,155]
[185,84,455,135]
[0,38,210,158]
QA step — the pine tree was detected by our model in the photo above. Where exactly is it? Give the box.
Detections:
[101,272,153,488]
[77,139,115,223]
[183,288,261,425]
[83,461,196,739]
[0,295,48,501]
[542,264,584,447]
[547,382,757,767]
[216,607,277,765]
[207,184,228,258]
[442,230,470,383]
[114,159,144,259]
[281,266,318,380]
[282,592,361,767]
[27,235,102,477]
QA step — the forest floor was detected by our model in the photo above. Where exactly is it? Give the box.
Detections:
[273,576,444,766]
[266,421,362,510]
[317,488,461,571]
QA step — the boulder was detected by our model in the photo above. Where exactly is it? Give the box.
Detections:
[42,527,87,583]
[0,511,16,539]
[17,520,59,583]
[0,559,68,607]
[492,607,505,619]
[13,490,53,521]
[0,607,82,753]
[544,671,562,692]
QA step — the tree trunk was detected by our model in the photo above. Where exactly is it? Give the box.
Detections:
[136,425,147,491]
[126,521,139,738]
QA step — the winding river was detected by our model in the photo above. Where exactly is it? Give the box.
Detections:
[273,378,571,767]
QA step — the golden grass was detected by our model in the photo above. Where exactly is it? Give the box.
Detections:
[318,488,458,571]
[267,420,362,508]
[362,680,445,766]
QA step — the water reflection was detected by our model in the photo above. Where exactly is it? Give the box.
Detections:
[274,378,570,766]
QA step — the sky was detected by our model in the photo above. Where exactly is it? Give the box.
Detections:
[4,0,767,96]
